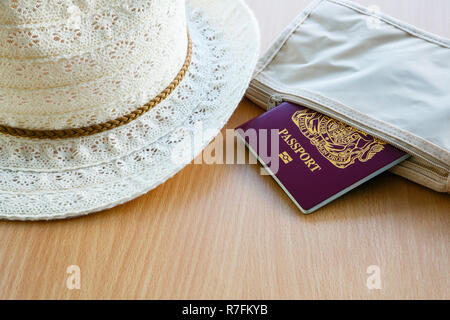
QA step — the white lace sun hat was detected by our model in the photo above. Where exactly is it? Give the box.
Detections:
[0,0,260,220]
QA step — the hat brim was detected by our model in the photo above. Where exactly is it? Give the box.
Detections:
[0,0,260,220]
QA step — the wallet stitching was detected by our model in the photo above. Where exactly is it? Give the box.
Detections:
[390,164,447,193]
[254,0,325,77]
[328,0,450,49]
[257,0,450,78]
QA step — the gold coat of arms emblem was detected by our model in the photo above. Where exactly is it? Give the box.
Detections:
[291,109,386,169]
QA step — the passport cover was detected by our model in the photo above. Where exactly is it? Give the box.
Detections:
[236,102,409,214]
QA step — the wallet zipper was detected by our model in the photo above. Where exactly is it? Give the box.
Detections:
[247,81,449,186]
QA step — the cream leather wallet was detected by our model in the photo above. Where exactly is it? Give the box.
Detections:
[246,0,450,193]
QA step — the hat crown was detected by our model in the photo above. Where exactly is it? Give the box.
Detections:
[0,0,74,25]
[0,0,188,130]
[0,1,163,25]
[1,1,173,58]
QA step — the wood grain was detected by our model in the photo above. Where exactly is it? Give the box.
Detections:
[0,0,449,300]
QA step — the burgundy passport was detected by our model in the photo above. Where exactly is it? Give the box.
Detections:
[236,102,409,214]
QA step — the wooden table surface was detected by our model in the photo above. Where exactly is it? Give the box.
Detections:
[0,0,449,300]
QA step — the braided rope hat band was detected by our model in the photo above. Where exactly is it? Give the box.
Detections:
[0,33,192,140]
